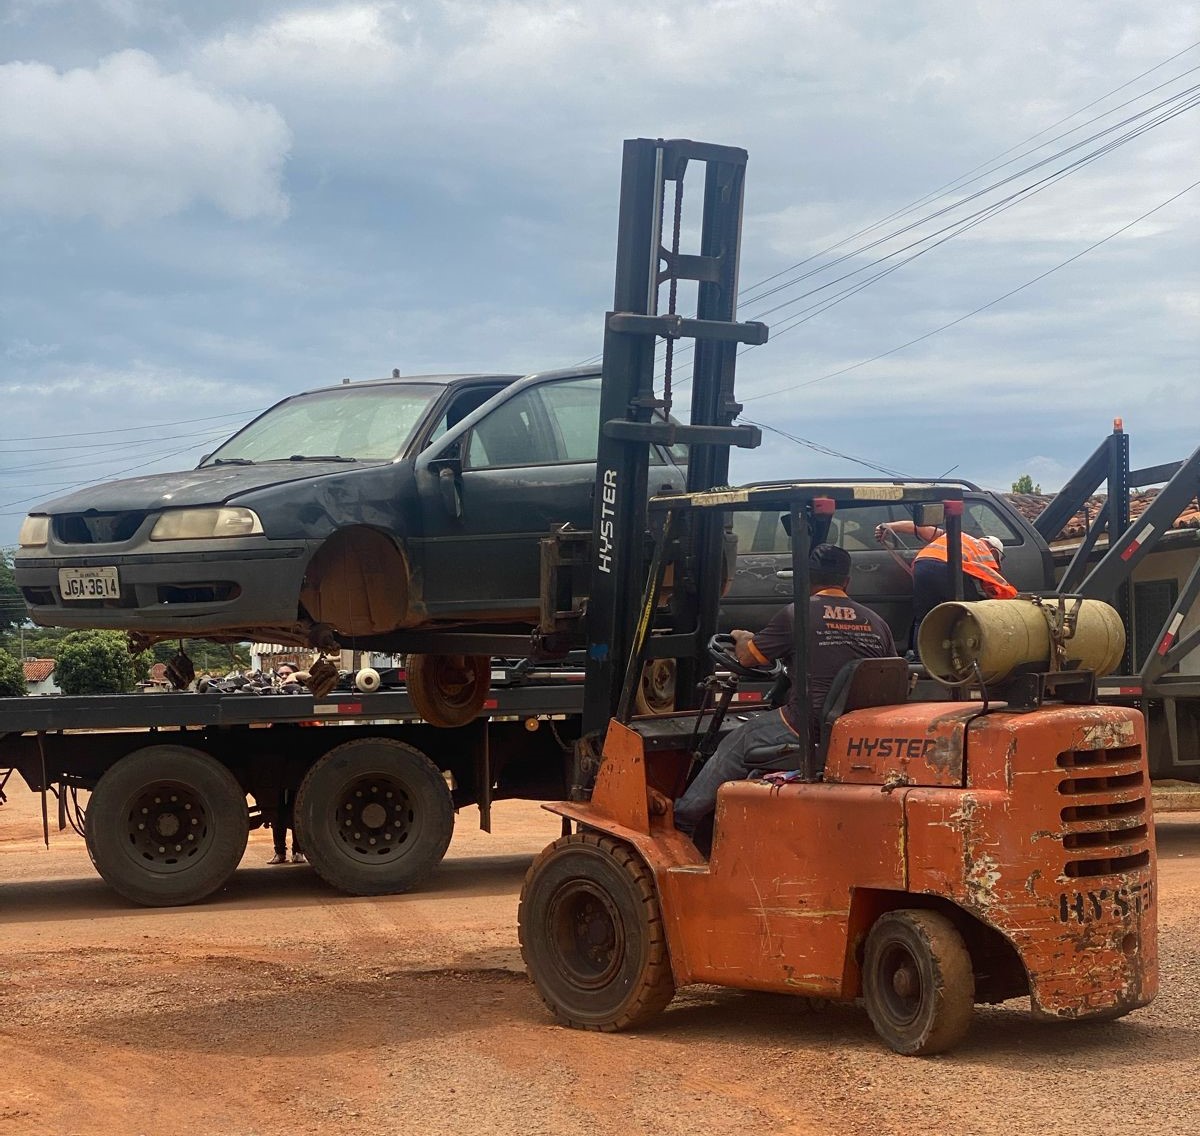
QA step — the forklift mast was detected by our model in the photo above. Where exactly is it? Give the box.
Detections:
[582,139,767,738]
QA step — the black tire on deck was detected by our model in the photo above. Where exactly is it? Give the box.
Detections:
[518,832,675,1031]
[293,737,455,896]
[84,744,249,908]
[862,909,975,1056]
[405,653,491,728]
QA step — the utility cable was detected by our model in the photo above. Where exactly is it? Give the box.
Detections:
[0,409,263,443]
[570,42,1200,368]
[0,434,228,513]
[664,85,1200,391]
[738,418,913,478]
[741,177,1200,403]
[740,62,1200,307]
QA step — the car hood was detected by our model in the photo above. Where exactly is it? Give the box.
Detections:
[33,461,386,514]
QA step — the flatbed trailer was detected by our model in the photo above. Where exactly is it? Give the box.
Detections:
[0,671,590,907]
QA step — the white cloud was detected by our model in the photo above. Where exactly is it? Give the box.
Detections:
[4,338,59,359]
[200,3,409,86]
[0,50,291,225]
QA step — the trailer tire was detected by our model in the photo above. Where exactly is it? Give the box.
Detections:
[518,832,675,1031]
[84,745,249,908]
[863,909,974,1056]
[406,653,490,727]
[294,737,454,895]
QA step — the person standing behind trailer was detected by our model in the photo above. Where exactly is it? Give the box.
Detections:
[673,544,896,840]
[875,520,1017,648]
[267,665,306,865]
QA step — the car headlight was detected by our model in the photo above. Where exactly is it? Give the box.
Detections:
[18,515,49,547]
[150,507,264,541]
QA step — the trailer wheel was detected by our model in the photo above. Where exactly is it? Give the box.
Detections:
[406,653,491,727]
[84,745,249,908]
[518,832,675,1031]
[862,909,974,1056]
[294,737,454,895]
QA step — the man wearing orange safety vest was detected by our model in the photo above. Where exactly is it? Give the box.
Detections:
[875,519,1018,649]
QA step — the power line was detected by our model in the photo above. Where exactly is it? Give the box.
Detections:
[0,435,224,514]
[1,431,231,486]
[0,408,264,443]
[739,419,913,478]
[656,86,1198,397]
[742,177,1200,403]
[0,424,243,454]
[739,58,1200,308]
[571,41,1200,370]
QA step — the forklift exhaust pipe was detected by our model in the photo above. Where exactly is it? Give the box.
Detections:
[918,597,1126,686]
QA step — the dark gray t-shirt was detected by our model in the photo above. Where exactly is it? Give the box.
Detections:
[751,591,897,734]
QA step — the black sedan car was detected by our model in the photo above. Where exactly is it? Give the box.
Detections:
[17,366,688,719]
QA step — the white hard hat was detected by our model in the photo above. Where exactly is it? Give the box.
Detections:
[982,535,1005,560]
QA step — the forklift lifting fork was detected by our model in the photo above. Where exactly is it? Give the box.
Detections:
[517,138,1157,1056]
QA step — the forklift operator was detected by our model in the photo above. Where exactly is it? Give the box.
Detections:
[673,543,897,839]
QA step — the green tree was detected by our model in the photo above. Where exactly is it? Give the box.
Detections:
[0,549,26,632]
[1011,474,1042,494]
[54,630,138,695]
[0,648,26,697]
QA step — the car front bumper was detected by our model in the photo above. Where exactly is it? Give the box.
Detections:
[15,538,319,635]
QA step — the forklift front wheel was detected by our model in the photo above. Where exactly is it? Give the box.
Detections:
[518,833,675,1031]
[862,909,974,1056]
[406,653,491,727]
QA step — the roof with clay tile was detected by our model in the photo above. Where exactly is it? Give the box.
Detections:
[22,658,55,683]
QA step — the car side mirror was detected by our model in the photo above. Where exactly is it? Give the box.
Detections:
[437,462,463,519]
[913,502,945,528]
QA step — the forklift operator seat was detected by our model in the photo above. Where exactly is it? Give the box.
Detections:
[818,656,911,763]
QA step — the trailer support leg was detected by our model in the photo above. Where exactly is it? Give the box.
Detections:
[476,718,492,833]
[37,733,49,848]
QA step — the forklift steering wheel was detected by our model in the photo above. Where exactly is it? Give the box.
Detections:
[707,633,786,680]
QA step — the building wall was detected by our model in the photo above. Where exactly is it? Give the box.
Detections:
[1130,546,1200,676]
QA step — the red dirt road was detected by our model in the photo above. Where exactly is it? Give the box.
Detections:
[2,782,1199,1136]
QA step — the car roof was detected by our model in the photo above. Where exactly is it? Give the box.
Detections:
[290,365,600,399]
[742,476,985,492]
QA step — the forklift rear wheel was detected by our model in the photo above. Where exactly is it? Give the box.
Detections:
[634,659,676,716]
[863,909,974,1056]
[519,833,675,1031]
[406,653,491,727]
[84,745,249,907]
[294,737,454,895]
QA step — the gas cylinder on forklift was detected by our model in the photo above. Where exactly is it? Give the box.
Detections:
[519,482,1158,1056]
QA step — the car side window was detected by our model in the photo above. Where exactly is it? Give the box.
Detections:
[730,510,791,554]
[465,388,558,468]
[541,376,602,462]
[965,499,1021,545]
[828,505,912,551]
[425,385,507,449]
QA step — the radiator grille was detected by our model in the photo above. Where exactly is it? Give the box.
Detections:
[1057,745,1150,879]
[54,511,147,544]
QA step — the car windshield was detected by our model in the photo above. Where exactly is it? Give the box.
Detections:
[202,384,443,465]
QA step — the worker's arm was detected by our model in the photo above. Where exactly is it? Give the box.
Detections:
[876,519,942,544]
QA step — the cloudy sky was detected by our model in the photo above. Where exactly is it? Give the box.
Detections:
[2,1,1197,541]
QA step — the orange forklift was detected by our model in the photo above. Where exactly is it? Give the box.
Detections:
[517,139,1157,1056]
